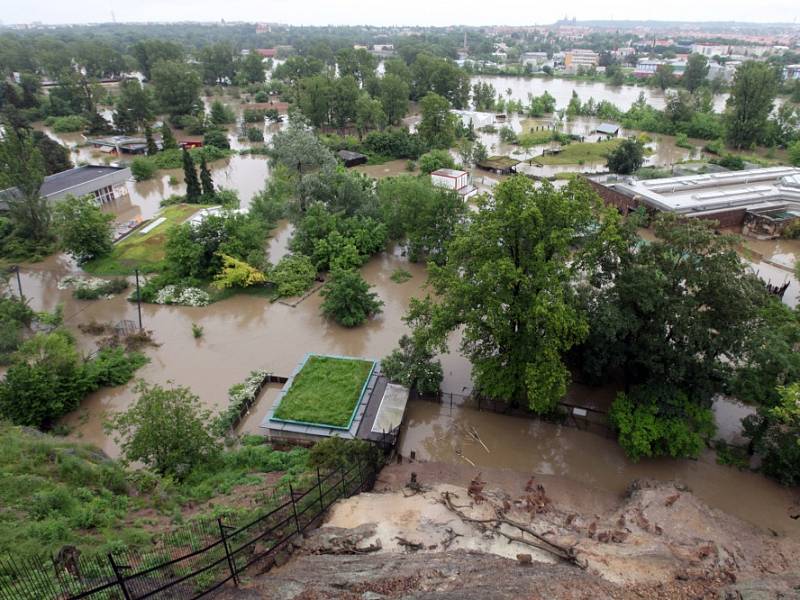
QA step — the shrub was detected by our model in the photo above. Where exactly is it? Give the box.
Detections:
[269,254,316,297]
[73,278,129,300]
[192,323,204,338]
[675,133,692,149]
[203,128,230,150]
[418,149,455,174]
[245,127,264,142]
[787,140,800,167]
[320,269,383,327]
[498,125,518,144]
[308,437,383,472]
[711,153,745,170]
[131,157,157,181]
[243,108,267,123]
[381,334,443,394]
[44,115,87,133]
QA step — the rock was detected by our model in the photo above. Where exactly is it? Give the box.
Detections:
[516,553,532,565]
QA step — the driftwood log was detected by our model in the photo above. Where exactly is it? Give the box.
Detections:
[441,491,586,569]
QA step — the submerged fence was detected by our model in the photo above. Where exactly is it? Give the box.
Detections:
[0,460,376,600]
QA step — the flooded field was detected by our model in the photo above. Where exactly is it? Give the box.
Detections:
[398,400,800,537]
[472,74,729,112]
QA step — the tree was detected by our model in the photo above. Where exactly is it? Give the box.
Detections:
[578,214,768,458]
[378,176,466,264]
[381,334,443,394]
[790,140,800,167]
[182,148,202,203]
[407,177,610,412]
[320,269,383,327]
[209,100,235,125]
[32,131,72,175]
[150,60,202,117]
[683,54,709,93]
[606,138,644,174]
[199,155,215,198]
[54,195,114,263]
[131,39,183,80]
[298,75,333,128]
[330,76,360,129]
[0,126,52,245]
[144,124,158,156]
[239,51,265,84]
[212,253,266,289]
[652,64,675,91]
[160,122,178,150]
[725,61,778,149]
[355,94,386,139]
[268,119,336,177]
[106,381,220,479]
[418,93,457,150]
[418,149,455,174]
[203,128,230,149]
[380,74,410,126]
[113,79,154,134]
[200,42,236,86]
[0,330,86,428]
[743,383,800,485]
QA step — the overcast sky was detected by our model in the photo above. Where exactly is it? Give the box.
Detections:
[3,0,799,27]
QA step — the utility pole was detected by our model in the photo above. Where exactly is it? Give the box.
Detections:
[134,268,143,331]
[9,265,23,301]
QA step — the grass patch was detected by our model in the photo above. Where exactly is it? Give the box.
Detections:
[390,268,413,283]
[83,204,207,276]
[535,139,622,165]
[273,356,374,427]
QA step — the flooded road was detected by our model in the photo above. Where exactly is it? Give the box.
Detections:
[398,400,800,537]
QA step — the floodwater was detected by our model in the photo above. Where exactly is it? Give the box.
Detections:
[472,74,729,112]
[14,250,436,458]
[397,400,800,537]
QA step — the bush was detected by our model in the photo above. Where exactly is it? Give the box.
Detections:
[44,115,87,133]
[704,139,724,155]
[418,149,455,174]
[711,153,745,170]
[245,127,264,142]
[243,108,267,123]
[73,278,129,300]
[270,254,316,297]
[203,128,230,149]
[675,133,692,149]
[320,269,383,327]
[381,334,443,394]
[308,437,383,472]
[787,140,800,167]
[498,125,518,144]
[131,157,158,181]
[54,195,115,264]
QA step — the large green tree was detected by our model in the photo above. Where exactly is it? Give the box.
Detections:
[150,60,202,117]
[106,381,220,479]
[54,195,114,263]
[725,60,778,149]
[182,148,202,203]
[606,138,644,174]
[683,54,709,93]
[320,268,383,327]
[417,92,457,150]
[113,79,155,134]
[380,74,410,125]
[408,177,614,412]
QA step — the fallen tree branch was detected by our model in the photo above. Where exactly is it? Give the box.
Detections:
[441,491,585,568]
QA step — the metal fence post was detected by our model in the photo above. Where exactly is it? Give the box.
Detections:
[288,483,302,534]
[340,466,347,496]
[217,518,239,586]
[107,554,132,600]
[317,467,324,512]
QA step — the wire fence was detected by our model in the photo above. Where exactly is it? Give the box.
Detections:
[0,459,376,600]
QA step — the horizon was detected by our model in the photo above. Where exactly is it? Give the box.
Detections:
[2,0,799,29]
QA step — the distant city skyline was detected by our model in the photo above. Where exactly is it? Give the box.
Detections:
[3,0,799,28]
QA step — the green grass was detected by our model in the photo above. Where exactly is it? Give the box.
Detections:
[535,139,622,165]
[273,356,374,427]
[83,204,207,276]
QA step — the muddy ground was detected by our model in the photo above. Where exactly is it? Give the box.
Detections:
[221,463,800,599]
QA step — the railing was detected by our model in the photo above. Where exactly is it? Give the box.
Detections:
[0,460,376,600]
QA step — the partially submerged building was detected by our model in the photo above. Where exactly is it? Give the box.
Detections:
[476,156,520,175]
[337,150,368,168]
[431,168,477,200]
[261,354,410,448]
[0,165,131,210]
[593,167,800,232]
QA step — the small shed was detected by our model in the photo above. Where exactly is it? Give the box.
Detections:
[337,150,368,168]
[596,123,620,137]
[431,168,469,191]
[476,156,520,175]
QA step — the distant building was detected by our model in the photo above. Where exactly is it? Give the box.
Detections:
[783,65,800,80]
[431,168,477,200]
[521,52,549,66]
[633,59,663,78]
[691,43,730,58]
[593,167,800,230]
[255,48,277,58]
[564,49,599,72]
[0,165,131,209]
[337,150,368,168]
[595,123,620,137]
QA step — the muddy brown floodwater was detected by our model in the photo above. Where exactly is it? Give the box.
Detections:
[397,400,800,537]
[17,249,440,459]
